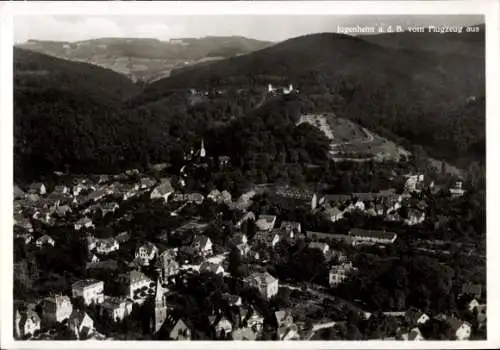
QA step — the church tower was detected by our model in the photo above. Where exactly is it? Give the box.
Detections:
[153,279,169,334]
[200,139,206,158]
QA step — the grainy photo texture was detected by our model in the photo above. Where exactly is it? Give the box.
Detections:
[12,13,486,342]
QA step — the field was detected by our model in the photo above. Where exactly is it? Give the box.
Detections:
[298,114,411,162]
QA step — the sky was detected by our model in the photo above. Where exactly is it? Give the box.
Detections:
[14,14,484,44]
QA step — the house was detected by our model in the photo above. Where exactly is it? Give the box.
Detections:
[156,250,180,283]
[233,233,248,245]
[138,177,157,190]
[135,242,159,266]
[89,254,100,263]
[101,202,119,215]
[240,305,265,331]
[354,200,365,211]
[15,306,41,339]
[150,179,174,202]
[405,209,426,226]
[275,310,300,340]
[27,182,46,195]
[406,310,430,325]
[232,327,257,340]
[100,296,133,322]
[400,327,425,341]
[222,293,242,307]
[255,214,277,231]
[87,189,110,202]
[42,295,73,324]
[14,184,26,199]
[468,299,480,312]
[446,317,472,340]
[55,204,72,217]
[329,262,357,287]
[35,234,55,248]
[323,205,344,223]
[118,270,153,299]
[32,209,52,225]
[191,235,213,257]
[74,217,94,231]
[72,279,104,305]
[96,174,110,184]
[209,315,233,337]
[349,228,397,245]
[218,156,231,167]
[280,221,301,235]
[163,317,192,340]
[308,242,330,257]
[449,181,466,197]
[200,262,225,275]
[82,203,102,215]
[68,309,95,340]
[234,211,256,228]
[254,230,281,248]
[53,185,70,194]
[246,271,279,300]
[95,238,120,255]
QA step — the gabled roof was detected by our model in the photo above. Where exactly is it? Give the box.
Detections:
[72,279,102,290]
[123,270,151,285]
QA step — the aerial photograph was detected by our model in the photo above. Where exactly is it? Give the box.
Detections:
[10,11,486,342]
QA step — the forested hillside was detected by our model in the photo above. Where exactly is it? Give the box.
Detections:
[14,30,485,184]
[144,33,485,167]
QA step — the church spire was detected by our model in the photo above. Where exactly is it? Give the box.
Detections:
[200,139,206,158]
[153,278,169,334]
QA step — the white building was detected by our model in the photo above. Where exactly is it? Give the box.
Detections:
[15,307,41,339]
[100,296,133,322]
[135,242,159,266]
[68,309,95,340]
[255,214,277,231]
[150,179,174,202]
[74,217,94,231]
[42,295,73,324]
[72,279,104,305]
[329,262,357,287]
[246,271,279,300]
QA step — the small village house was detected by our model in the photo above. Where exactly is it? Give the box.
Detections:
[246,271,279,300]
[150,179,174,202]
[255,214,277,231]
[446,317,472,340]
[35,234,55,248]
[74,217,94,231]
[72,279,105,305]
[100,296,133,322]
[68,309,95,340]
[15,306,41,339]
[27,183,47,195]
[191,235,213,257]
[329,261,357,287]
[135,242,159,266]
[119,269,153,300]
[42,295,73,324]
[308,242,330,257]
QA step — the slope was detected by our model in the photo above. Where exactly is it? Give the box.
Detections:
[14,48,144,183]
[143,32,485,166]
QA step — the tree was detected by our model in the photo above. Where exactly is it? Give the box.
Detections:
[228,247,242,277]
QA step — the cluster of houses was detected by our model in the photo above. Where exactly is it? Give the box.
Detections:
[267,83,298,95]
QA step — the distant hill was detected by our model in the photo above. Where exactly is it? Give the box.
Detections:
[16,36,272,82]
[143,32,484,167]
